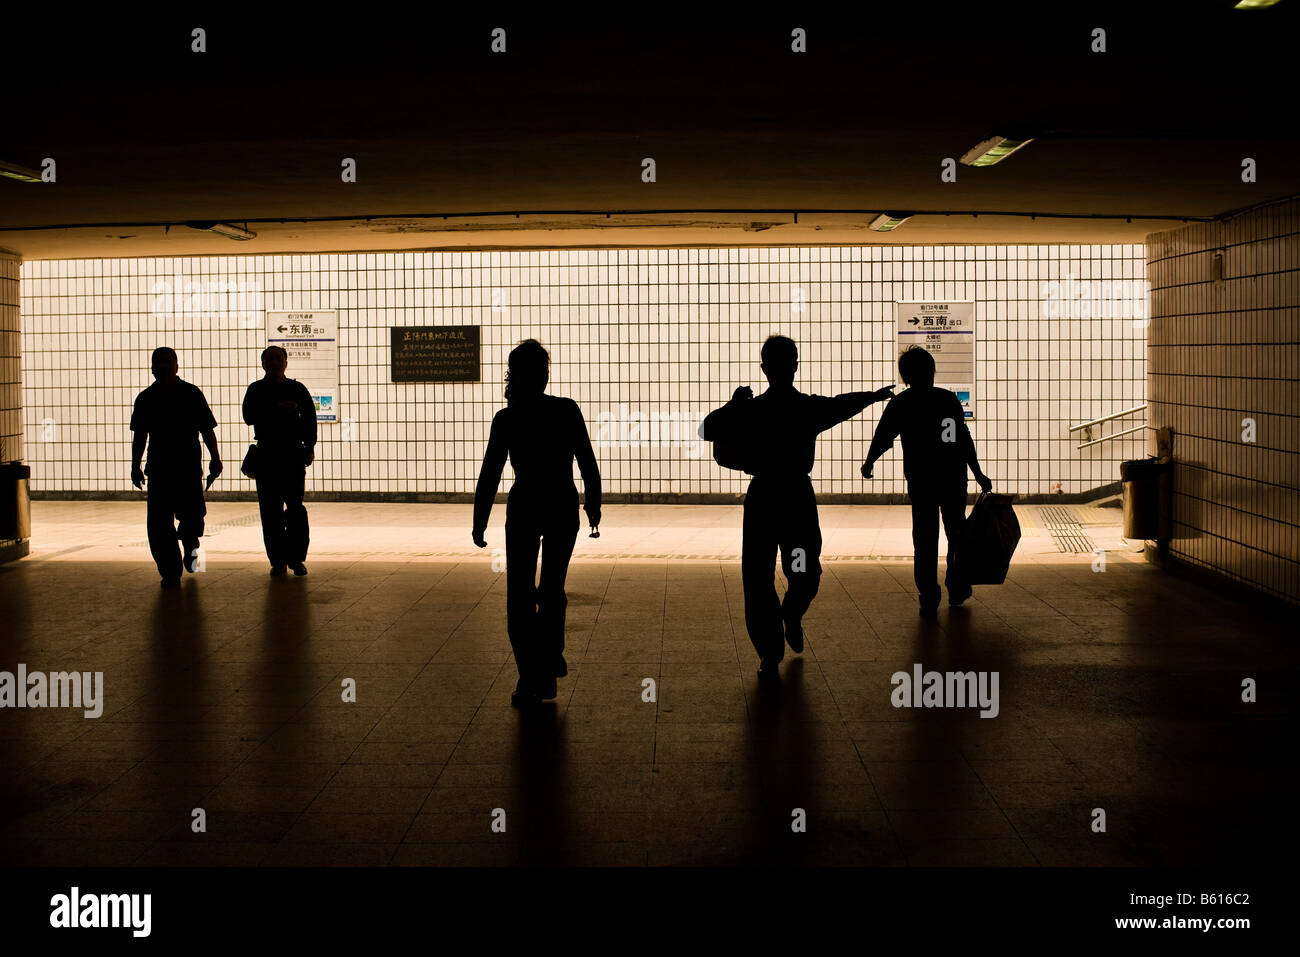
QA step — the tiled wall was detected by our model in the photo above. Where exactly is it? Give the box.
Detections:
[20,245,1147,497]
[0,254,21,466]
[1147,199,1300,603]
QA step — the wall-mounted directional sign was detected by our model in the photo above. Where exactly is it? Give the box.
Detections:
[267,310,339,422]
[896,301,976,419]
[390,326,481,383]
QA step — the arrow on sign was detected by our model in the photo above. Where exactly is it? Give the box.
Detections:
[277,325,288,333]
[908,317,920,325]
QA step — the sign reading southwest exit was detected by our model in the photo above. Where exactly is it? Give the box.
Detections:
[896,301,976,420]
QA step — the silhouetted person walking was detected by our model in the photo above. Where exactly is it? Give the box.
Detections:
[861,346,992,618]
[701,335,893,680]
[473,340,601,707]
[242,345,317,577]
[130,346,222,587]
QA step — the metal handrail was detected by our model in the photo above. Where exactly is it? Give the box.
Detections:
[1069,404,1147,433]
[1076,423,1145,450]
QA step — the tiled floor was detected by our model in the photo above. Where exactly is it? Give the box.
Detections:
[22,500,1134,564]
[0,503,1294,867]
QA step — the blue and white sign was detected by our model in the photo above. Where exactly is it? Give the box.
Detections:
[896,301,976,420]
[267,309,339,423]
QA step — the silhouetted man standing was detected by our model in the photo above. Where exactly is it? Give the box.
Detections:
[701,335,893,681]
[130,346,222,587]
[861,346,992,618]
[242,345,317,577]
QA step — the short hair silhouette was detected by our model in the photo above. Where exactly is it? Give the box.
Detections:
[151,346,177,365]
[760,335,798,383]
[898,346,936,387]
[505,339,550,400]
[261,345,288,363]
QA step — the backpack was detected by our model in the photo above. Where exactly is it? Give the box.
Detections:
[712,434,755,473]
[707,396,757,473]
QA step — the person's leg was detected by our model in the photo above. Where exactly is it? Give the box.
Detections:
[910,494,942,611]
[940,491,970,602]
[778,482,822,650]
[255,467,286,568]
[504,516,542,683]
[176,477,207,571]
[146,479,182,581]
[536,514,579,678]
[741,485,784,665]
[282,464,309,566]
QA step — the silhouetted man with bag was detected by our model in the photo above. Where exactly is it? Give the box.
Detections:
[861,346,992,618]
[701,335,893,681]
[242,345,317,577]
[130,346,222,587]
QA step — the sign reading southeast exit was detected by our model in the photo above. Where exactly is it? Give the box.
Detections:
[267,310,339,422]
[896,301,976,420]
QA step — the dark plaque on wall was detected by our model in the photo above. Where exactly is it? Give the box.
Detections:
[391,325,481,382]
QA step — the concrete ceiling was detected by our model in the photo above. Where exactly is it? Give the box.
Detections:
[2,4,1297,259]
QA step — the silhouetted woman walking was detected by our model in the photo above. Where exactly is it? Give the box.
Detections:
[473,340,602,707]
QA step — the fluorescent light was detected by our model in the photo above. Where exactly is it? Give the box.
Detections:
[185,221,257,241]
[1234,1,1280,8]
[960,135,1034,167]
[0,159,42,183]
[869,213,912,232]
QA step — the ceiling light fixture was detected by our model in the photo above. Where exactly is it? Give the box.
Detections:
[0,159,43,183]
[869,213,913,232]
[184,221,257,241]
[959,135,1035,167]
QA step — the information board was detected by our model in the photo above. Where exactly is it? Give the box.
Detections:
[895,301,976,420]
[391,326,481,383]
[266,310,338,422]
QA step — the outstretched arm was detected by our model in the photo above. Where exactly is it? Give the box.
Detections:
[573,402,602,526]
[472,412,509,545]
[810,386,895,434]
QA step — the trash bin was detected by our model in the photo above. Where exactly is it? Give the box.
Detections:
[1120,457,1169,540]
[0,461,31,561]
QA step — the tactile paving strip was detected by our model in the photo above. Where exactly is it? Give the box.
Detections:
[1039,505,1098,554]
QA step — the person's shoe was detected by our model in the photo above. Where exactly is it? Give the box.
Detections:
[758,658,781,682]
[183,546,201,574]
[270,565,287,576]
[510,678,541,708]
[919,601,939,620]
[290,562,308,577]
[535,676,558,700]
[553,655,568,678]
[782,613,805,654]
[948,583,972,606]
[160,576,180,588]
